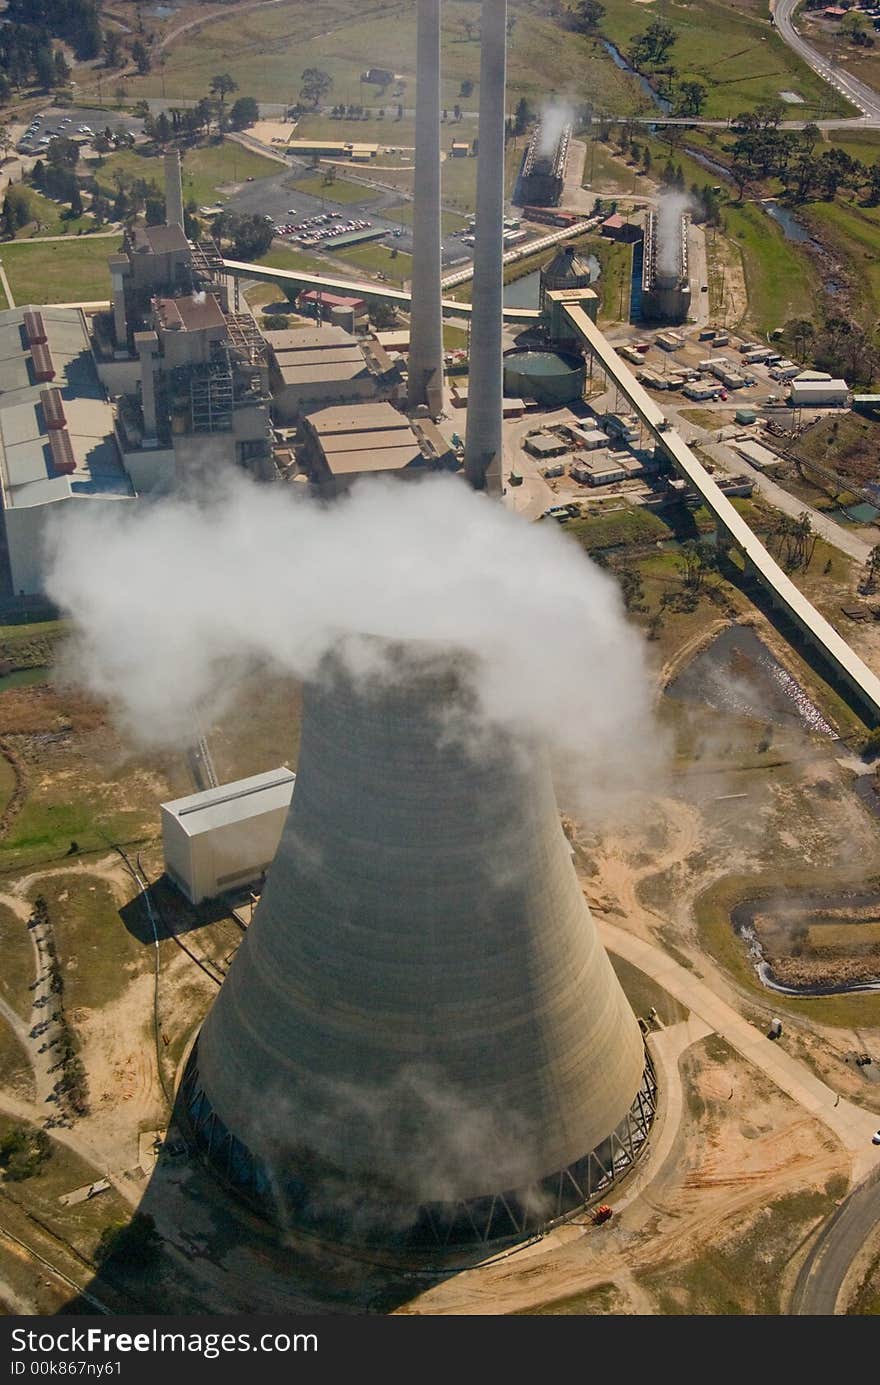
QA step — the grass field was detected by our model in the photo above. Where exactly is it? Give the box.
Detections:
[719,201,814,335]
[254,243,338,280]
[385,202,470,237]
[333,241,412,286]
[597,0,853,118]
[0,237,119,304]
[120,0,641,115]
[0,901,32,1023]
[90,138,279,207]
[288,173,379,205]
[293,113,416,147]
[31,874,146,1014]
[11,188,95,240]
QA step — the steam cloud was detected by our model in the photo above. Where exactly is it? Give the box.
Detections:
[656,190,690,278]
[537,101,573,158]
[43,474,660,810]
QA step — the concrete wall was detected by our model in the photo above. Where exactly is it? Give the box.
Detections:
[5,496,135,595]
[122,446,176,494]
[96,359,142,396]
[271,375,378,424]
[162,804,291,905]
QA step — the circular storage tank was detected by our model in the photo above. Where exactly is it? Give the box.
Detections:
[503,349,585,408]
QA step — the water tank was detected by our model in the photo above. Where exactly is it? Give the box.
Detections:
[503,349,585,408]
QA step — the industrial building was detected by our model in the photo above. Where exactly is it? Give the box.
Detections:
[93,152,274,493]
[789,377,850,407]
[161,769,296,906]
[264,325,402,422]
[516,118,572,207]
[295,289,368,330]
[538,243,595,314]
[298,399,453,494]
[183,639,656,1251]
[641,207,691,325]
[0,306,134,595]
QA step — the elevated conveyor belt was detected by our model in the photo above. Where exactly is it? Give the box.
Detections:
[222,259,541,323]
[562,302,880,723]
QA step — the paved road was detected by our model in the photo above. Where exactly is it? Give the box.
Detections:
[790,1161,880,1313]
[773,0,880,122]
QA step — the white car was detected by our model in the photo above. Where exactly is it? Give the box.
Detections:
[873,1130,880,1145]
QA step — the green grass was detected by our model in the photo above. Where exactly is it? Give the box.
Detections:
[91,138,279,207]
[596,0,854,119]
[443,324,468,351]
[720,200,814,336]
[293,113,416,146]
[386,201,469,237]
[289,173,380,205]
[121,0,641,115]
[636,1182,837,1313]
[565,502,671,552]
[30,874,147,1014]
[609,954,688,1027]
[695,872,880,1028]
[0,901,33,1022]
[254,243,336,279]
[0,237,119,304]
[333,241,412,285]
[802,199,880,341]
[11,188,95,239]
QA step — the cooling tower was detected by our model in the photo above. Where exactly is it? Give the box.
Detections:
[183,640,655,1252]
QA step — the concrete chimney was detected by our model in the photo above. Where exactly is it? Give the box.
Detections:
[108,252,130,356]
[463,0,506,495]
[407,0,444,417]
[134,330,159,446]
[164,149,185,230]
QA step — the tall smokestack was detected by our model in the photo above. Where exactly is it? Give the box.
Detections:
[164,149,184,230]
[464,0,507,495]
[407,0,444,417]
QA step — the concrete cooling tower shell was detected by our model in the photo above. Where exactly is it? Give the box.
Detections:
[183,643,656,1251]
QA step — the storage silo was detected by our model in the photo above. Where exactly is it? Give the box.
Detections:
[183,640,656,1253]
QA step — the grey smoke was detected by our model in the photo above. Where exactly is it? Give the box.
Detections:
[657,190,690,278]
[537,101,572,157]
[43,473,661,811]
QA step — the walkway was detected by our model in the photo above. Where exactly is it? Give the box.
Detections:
[598,919,880,1180]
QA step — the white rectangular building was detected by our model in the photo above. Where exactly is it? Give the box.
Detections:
[161,768,296,905]
[789,378,850,407]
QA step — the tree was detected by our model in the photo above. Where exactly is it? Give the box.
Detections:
[68,182,83,217]
[35,44,56,90]
[673,80,707,117]
[628,20,677,69]
[132,38,151,75]
[514,96,531,135]
[229,96,259,130]
[210,72,238,104]
[572,0,606,31]
[97,1213,162,1269]
[103,29,123,68]
[54,48,70,85]
[299,67,332,108]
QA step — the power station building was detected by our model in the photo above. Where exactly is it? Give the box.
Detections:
[641,207,691,325]
[182,639,657,1252]
[161,769,296,906]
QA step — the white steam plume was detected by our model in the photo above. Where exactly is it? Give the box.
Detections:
[43,474,661,809]
[537,101,572,158]
[656,190,690,278]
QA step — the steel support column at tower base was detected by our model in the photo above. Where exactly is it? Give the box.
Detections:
[407,0,444,417]
[464,0,506,496]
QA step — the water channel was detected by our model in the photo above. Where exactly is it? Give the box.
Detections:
[502,258,601,310]
[666,625,838,738]
[600,40,673,115]
[732,893,880,997]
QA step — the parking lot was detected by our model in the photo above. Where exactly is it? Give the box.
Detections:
[15,106,145,157]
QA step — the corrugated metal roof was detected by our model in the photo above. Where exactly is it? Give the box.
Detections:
[162,768,296,838]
